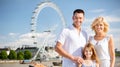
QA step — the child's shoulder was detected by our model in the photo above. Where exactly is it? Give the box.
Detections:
[92,60,99,67]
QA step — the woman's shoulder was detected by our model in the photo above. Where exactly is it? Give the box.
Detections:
[105,34,113,41]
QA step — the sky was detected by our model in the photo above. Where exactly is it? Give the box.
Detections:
[0,0,120,51]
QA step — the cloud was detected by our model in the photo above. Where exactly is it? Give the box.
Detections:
[113,35,120,51]
[109,28,120,34]
[9,33,16,36]
[85,15,120,23]
[90,9,105,13]
[0,23,59,49]
[103,16,120,23]
[0,32,56,50]
[85,18,94,23]
[88,9,120,23]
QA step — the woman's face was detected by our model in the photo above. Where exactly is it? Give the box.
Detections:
[84,48,93,59]
[94,22,104,33]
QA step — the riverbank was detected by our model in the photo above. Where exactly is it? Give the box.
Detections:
[0,57,120,67]
[0,60,19,63]
[0,60,61,67]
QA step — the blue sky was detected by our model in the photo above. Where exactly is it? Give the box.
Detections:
[0,0,120,50]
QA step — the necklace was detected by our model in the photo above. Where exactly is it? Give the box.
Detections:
[94,34,106,41]
[84,60,92,66]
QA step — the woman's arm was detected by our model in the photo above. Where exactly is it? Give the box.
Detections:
[109,35,115,67]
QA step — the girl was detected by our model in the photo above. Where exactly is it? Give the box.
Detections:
[78,42,99,67]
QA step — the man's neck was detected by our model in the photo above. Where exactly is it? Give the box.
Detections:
[73,24,81,30]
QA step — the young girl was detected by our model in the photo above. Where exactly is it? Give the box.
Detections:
[78,42,99,67]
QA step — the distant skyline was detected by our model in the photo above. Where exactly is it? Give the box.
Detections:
[0,0,120,51]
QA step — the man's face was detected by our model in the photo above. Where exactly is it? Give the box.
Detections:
[72,13,84,27]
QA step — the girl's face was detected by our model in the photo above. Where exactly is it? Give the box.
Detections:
[94,22,104,33]
[84,48,93,59]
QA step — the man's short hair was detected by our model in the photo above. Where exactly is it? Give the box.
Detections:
[73,9,85,15]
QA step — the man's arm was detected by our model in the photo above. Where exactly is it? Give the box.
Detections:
[55,41,75,61]
[55,41,83,63]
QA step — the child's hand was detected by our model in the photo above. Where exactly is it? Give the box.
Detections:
[77,57,84,64]
[72,56,84,64]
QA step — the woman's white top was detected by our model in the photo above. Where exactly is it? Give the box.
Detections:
[89,35,111,60]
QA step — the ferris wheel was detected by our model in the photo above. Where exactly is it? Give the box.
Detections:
[30,1,66,60]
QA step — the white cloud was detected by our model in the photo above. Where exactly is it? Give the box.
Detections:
[85,15,120,23]
[9,33,16,36]
[104,16,120,23]
[113,35,120,51]
[85,18,94,23]
[109,28,120,34]
[9,33,19,36]
[90,9,105,13]
[0,32,56,50]
[88,9,120,23]
[0,23,59,49]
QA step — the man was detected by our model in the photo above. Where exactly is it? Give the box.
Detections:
[55,9,88,67]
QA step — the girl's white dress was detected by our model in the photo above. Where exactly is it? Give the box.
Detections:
[81,61,96,67]
[89,35,111,67]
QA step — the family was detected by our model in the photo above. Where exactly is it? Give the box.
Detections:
[55,9,115,67]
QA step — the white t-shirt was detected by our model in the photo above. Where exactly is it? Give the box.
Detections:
[56,25,88,67]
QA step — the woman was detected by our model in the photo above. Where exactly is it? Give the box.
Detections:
[89,17,115,67]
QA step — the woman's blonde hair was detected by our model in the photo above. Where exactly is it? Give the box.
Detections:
[82,42,99,63]
[91,17,109,33]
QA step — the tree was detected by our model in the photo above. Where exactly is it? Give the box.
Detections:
[17,51,24,60]
[0,50,8,60]
[8,50,17,60]
[24,50,32,59]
